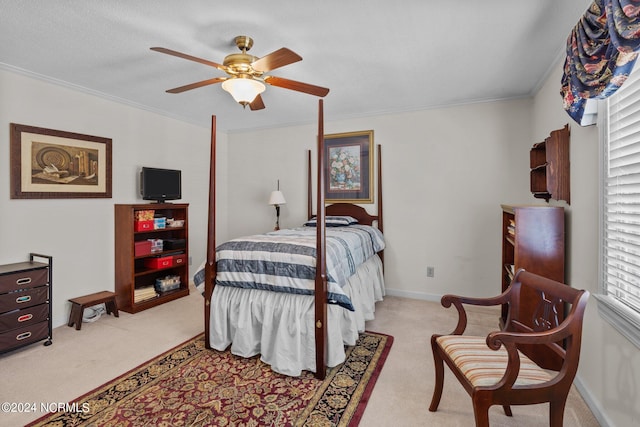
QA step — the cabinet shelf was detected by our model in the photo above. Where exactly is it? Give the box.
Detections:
[134,264,186,278]
[115,203,189,313]
[134,249,185,260]
[135,226,185,235]
[132,287,189,306]
[529,125,570,204]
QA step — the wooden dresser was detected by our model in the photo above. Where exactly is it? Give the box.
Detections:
[0,253,52,353]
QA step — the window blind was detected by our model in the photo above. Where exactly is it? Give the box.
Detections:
[604,68,640,315]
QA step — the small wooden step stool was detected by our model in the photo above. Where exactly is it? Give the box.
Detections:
[68,291,119,330]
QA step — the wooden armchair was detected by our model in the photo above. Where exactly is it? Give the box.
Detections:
[428,269,589,427]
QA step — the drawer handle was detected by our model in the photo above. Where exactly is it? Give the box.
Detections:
[16,332,32,340]
[16,296,32,304]
[18,314,33,322]
[16,278,32,285]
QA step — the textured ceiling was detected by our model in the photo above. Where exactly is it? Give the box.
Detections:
[0,1,588,132]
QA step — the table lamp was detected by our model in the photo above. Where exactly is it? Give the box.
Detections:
[268,180,286,230]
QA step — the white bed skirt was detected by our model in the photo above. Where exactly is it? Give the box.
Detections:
[208,254,385,376]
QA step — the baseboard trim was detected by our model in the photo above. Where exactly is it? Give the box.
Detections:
[573,375,613,427]
[384,288,442,302]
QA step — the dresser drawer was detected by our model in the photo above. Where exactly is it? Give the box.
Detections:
[0,268,48,293]
[0,303,49,331]
[0,286,49,314]
[0,320,49,353]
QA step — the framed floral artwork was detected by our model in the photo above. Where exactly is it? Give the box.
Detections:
[10,123,112,199]
[324,130,373,203]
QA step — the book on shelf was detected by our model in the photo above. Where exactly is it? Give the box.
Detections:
[504,264,515,282]
[134,286,158,303]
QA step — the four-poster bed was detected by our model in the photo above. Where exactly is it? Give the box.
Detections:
[199,100,384,379]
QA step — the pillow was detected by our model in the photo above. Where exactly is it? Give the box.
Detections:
[304,215,359,227]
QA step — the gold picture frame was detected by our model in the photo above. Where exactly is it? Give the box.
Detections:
[10,123,112,199]
[324,130,374,204]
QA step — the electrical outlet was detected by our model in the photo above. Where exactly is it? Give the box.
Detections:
[427,266,435,278]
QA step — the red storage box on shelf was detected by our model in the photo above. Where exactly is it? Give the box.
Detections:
[134,220,154,232]
[134,241,152,256]
[144,256,173,269]
[172,254,187,266]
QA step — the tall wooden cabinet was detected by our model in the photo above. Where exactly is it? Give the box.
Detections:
[115,203,189,313]
[501,205,565,369]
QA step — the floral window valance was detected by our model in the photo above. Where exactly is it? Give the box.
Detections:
[561,0,640,125]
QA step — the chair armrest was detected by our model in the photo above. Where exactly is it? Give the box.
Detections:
[441,291,511,335]
[487,317,575,349]
[480,326,572,388]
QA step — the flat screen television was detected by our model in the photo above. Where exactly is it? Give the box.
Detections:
[140,167,182,203]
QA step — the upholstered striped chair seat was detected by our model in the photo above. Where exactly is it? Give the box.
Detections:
[436,335,552,387]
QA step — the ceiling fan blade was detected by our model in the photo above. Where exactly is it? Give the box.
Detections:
[165,77,226,94]
[150,47,225,71]
[264,76,329,97]
[249,94,266,110]
[252,48,302,72]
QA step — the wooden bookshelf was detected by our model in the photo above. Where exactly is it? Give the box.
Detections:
[114,203,189,313]
[501,204,565,369]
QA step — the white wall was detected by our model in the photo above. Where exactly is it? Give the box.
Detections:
[531,62,640,427]
[0,68,227,328]
[225,98,532,301]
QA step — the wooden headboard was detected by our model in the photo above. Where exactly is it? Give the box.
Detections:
[325,203,378,226]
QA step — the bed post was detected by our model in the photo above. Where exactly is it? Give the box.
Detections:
[308,150,313,220]
[377,144,383,233]
[377,144,384,266]
[204,115,217,350]
[315,99,328,379]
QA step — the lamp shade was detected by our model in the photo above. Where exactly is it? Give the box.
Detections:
[268,190,286,206]
[222,77,266,105]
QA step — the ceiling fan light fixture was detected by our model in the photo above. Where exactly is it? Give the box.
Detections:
[222,77,265,106]
[153,35,329,111]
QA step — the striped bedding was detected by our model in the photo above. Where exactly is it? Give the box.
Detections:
[194,224,385,311]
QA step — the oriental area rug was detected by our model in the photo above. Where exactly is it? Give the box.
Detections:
[27,331,393,427]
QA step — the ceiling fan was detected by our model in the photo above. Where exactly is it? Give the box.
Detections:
[151,35,330,110]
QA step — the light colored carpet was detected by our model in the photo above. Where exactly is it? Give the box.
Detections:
[0,285,599,426]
